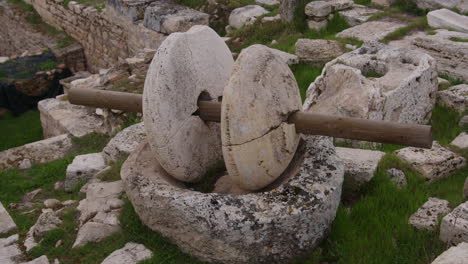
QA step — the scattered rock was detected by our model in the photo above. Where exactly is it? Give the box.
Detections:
[295,39,345,64]
[438,77,450,87]
[0,134,73,170]
[267,47,299,65]
[44,199,62,210]
[102,122,146,164]
[438,84,468,113]
[101,242,152,264]
[255,0,279,5]
[305,1,332,17]
[22,255,50,264]
[339,4,382,26]
[409,197,450,230]
[19,159,32,170]
[0,202,17,235]
[22,189,42,203]
[428,9,468,33]
[337,20,407,42]
[229,5,269,29]
[386,168,407,188]
[440,201,468,245]
[0,234,23,264]
[372,0,395,7]
[329,0,354,11]
[143,1,209,34]
[262,14,281,23]
[395,142,466,182]
[304,42,438,127]
[64,153,106,192]
[431,242,468,264]
[54,181,64,190]
[73,222,121,248]
[24,209,62,252]
[451,133,468,149]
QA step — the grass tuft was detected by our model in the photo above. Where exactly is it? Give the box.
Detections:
[289,63,324,101]
[382,17,429,43]
[0,111,43,151]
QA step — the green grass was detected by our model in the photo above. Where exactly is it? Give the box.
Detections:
[438,73,466,90]
[382,17,429,43]
[290,63,324,100]
[70,132,111,155]
[0,111,43,151]
[96,160,125,182]
[450,37,468,42]
[38,60,58,71]
[430,104,466,145]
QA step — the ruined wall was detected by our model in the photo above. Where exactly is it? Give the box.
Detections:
[30,0,166,72]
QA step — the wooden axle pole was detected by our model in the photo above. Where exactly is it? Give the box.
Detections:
[68,88,433,149]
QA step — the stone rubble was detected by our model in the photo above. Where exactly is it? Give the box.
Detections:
[295,39,345,64]
[409,197,450,230]
[43,199,62,210]
[440,201,468,245]
[431,242,468,264]
[24,209,62,252]
[338,4,382,26]
[0,234,24,264]
[438,84,468,113]
[64,153,107,192]
[229,5,269,29]
[101,242,152,264]
[0,134,73,170]
[395,142,466,182]
[73,181,124,248]
[102,122,146,164]
[22,255,50,264]
[428,9,468,33]
[337,20,407,42]
[386,168,407,188]
[451,133,468,149]
[0,202,17,235]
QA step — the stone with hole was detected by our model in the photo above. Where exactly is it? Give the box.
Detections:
[221,44,302,191]
[143,25,234,183]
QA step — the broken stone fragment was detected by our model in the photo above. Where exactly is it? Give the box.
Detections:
[43,199,62,210]
[336,20,407,42]
[24,209,62,252]
[440,201,468,245]
[229,5,269,29]
[64,153,106,192]
[438,84,468,113]
[427,9,468,33]
[0,202,17,235]
[102,122,146,164]
[386,168,407,188]
[0,234,23,264]
[221,44,302,191]
[305,1,332,17]
[22,255,50,264]
[451,133,468,149]
[101,242,153,264]
[409,197,450,231]
[431,242,468,264]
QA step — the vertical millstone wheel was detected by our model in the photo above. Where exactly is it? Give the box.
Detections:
[221,44,303,191]
[143,25,234,182]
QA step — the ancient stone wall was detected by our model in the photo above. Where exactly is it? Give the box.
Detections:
[30,0,166,72]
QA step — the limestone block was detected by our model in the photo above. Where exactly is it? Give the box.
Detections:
[101,242,152,264]
[0,202,16,235]
[221,45,302,191]
[307,19,328,30]
[24,209,62,252]
[438,84,468,113]
[339,4,382,26]
[122,135,344,264]
[305,1,332,17]
[64,153,106,191]
[304,42,438,127]
[295,39,345,64]
[43,199,62,209]
[0,234,23,264]
[102,122,146,164]
[22,255,50,264]
[395,142,466,182]
[262,14,281,22]
[440,201,468,245]
[409,197,450,230]
[0,134,72,170]
[431,242,468,264]
[143,25,233,183]
[229,5,269,29]
[428,9,468,33]
[256,0,279,5]
[337,20,407,42]
[386,168,407,188]
[451,132,468,149]
[329,0,354,11]
[143,1,209,34]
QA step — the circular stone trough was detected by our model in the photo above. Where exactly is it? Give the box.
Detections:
[121,135,344,264]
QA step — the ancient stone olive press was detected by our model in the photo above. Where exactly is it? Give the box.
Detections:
[69,26,432,263]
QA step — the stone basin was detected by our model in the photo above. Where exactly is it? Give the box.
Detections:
[121,135,344,264]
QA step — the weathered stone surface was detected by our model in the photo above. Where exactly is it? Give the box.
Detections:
[279,0,298,22]
[440,201,468,245]
[431,242,468,264]
[24,209,62,252]
[256,0,279,5]
[0,134,72,170]
[143,25,233,183]
[102,122,146,164]
[143,1,209,34]
[451,133,468,149]
[337,20,407,42]
[386,168,407,188]
[38,98,122,138]
[409,197,450,230]
[307,19,328,30]
[328,0,354,11]
[0,202,16,235]
[395,142,466,182]
[43,199,62,209]
[0,57,9,63]
[0,234,23,264]
[22,255,50,264]
[372,0,395,7]
[339,4,381,26]
[122,135,344,264]
[428,9,468,33]
[336,147,385,189]
[438,84,468,113]
[268,47,299,64]
[305,1,332,17]
[22,189,42,203]
[229,5,269,29]
[262,14,281,22]
[73,181,124,248]
[101,242,152,264]
[221,45,302,191]
[64,153,106,191]
[415,0,461,10]
[304,42,438,127]
[295,39,345,64]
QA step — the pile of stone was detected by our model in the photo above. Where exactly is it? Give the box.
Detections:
[304,0,353,30]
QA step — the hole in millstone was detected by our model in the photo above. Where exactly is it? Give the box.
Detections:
[191,91,212,117]
[185,161,226,193]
